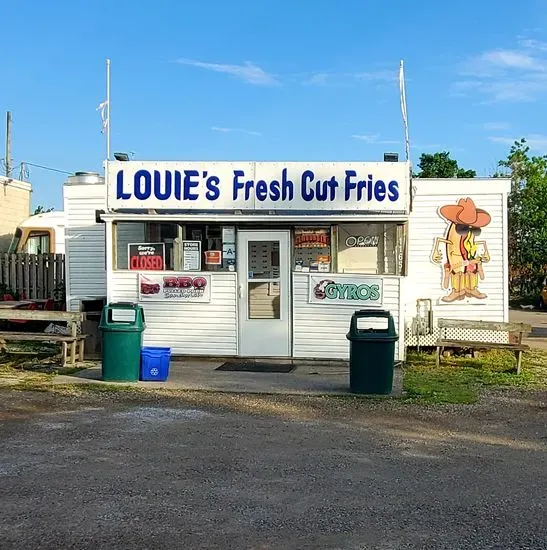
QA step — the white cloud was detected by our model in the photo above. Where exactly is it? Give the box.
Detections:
[177,59,279,86]
[304,68,397,86]
[519,38,547,52]
[483,122,511,131]
[351,135,441,150]
[353,70,397,81]
[454,38,547,102]
[211,126,262,136]
[489,134,547,151]
[351,134,399,145]
[304,73,330,86]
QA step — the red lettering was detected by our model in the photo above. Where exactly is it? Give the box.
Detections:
[176,277,193,288]
[130,255,164,270]
[163,277,177,287]
[193,277,207,289]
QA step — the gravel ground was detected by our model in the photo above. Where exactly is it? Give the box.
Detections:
[0,388,545,550]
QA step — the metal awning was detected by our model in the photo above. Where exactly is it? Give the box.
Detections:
[100,211,409,223]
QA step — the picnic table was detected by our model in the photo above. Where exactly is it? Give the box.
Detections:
[0,301,34,310]
[0,299,49,310]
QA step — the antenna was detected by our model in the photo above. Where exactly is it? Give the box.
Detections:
[5,111,11,177]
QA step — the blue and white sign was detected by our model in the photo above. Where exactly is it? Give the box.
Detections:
[107,161,410,212]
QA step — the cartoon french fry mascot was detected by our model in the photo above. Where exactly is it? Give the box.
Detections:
[431,197,491,302]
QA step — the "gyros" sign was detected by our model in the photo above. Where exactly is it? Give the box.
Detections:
[309,275,383,306]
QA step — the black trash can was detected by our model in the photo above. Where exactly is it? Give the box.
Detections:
[346,310,399,394]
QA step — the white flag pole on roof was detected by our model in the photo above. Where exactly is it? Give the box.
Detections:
[96,59,111,161]
[399,59,410,163]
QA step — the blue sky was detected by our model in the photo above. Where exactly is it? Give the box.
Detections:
[2,0,547,210]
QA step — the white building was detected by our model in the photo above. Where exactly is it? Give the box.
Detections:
[63,162,510,361]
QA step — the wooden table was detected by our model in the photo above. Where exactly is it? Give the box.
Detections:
[0,301,33,310]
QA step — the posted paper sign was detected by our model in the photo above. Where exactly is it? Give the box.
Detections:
[309,275,383,306]
[182,241,201,271]
[139,273,211,302]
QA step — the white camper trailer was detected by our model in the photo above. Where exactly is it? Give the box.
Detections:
[9,210,66,255]
[63,162,510,361]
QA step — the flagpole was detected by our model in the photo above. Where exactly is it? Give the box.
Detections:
[399,59,410,163]
[106,58,111,161]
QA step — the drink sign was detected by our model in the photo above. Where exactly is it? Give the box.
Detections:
[128,243,165,271]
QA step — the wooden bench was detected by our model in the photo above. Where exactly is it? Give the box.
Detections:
[436,319,531,374]
[0,309,86,367]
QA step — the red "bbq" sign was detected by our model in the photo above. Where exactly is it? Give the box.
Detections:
[128,243,165,271]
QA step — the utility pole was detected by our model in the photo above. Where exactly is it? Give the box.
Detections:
[5,111,11,177]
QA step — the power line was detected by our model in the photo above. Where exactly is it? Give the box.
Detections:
[21,162,72,175]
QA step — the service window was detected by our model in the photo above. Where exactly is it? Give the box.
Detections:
[114,221,236,272]
[291,227,333,272]
[337,223,406,275]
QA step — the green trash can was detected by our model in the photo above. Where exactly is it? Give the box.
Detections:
[346,309,399,394]
[99,302,145,382]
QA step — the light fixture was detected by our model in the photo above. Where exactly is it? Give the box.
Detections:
[384,153,399,162]
[114,152,130,161]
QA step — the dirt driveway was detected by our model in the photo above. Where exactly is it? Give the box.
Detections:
[0,388,545,549]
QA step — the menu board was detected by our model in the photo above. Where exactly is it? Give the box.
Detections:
[128,243,165,271]
[182,241,201,271]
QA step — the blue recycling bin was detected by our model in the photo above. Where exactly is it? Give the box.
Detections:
[140,347,172,381]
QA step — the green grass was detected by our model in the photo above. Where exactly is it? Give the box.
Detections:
[2,340,547,407]
[403,349,547,404]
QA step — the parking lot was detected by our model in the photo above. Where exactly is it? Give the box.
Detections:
[510,308,547,350]
[0,388,545,549]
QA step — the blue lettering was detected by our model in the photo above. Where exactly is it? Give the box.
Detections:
[205,176,220,200]
[374,179,386,201]
[367,174,374,201]
[134,170,151,200]
[233,170,245,201]
[270,180,280,201]
[183,170,199,200]
[316,180,329,201]
[281,169,294,200]
[174,171,182,200]
[388,180,399,201]
[328,177,339,200]
[116,170,131,200]
[255,180,268,201]
[357,178,366,201]
[154,170,171,200]
[344,171,357,200]
[301,170,315,201]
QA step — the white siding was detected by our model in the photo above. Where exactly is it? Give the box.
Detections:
[292,273,403,361]
[404,179,510,346]
[63,183,107,310]
[110,271,238,356]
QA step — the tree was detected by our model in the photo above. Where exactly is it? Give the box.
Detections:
[497,139,547,296]
[415,151,476,178]
[33,206,54,215]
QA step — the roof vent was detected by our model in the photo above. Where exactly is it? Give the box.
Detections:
[66,172,104,186]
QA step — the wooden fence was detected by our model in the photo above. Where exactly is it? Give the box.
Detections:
[0,253,65,300]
